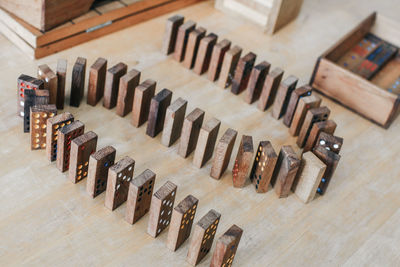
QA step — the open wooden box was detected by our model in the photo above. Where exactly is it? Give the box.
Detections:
[310,12,400,128]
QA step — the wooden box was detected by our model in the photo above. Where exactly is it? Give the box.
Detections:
[311,12,400,128]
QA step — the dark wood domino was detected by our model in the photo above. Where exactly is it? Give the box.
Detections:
[208,39,231,82]
[245,61,271,104]
[30,104,57,150]
[178,108,205,158]
[46,112,74,162]
[116,69,141,117]
[161,97,188,147]
[131,79,156,127]
[162,14,184,55]
[183,27,206,69]
[283,85,312,127]
[70,57,86,107]
[147,181,177,237]
[271,75,299,119]
[218,45,242,88]
[56,59,67,109]
[210,224,243,267]
[250,141,278,193]
[289,95,321,136]
[303,120,337,153]
[87,57,107,106]
[315,132,343,154]
[17,74,44,117]
[257,67,284,111]
[103,62,127,109]
[231,52,257,95]
[210,128,237,179]
[56,120,84,172]
[146,88,173,138]
[313,145,341,195]
[38,64,58,106]
[193,33,218,75]
[23,89,49,133]
[297,106,331,148]
[174,20,196,62]
[232,135,254,188]
[193,118,221,168]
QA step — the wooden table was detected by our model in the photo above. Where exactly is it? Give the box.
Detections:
[1,0,399,266]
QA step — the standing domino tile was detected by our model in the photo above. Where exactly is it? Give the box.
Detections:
[210,128,237,179]
[303,120,337,152]
[193,33,218,75]
[162,15,184,55]
[46,112,74,162]
[297,106,330,148]
[30,104,57,150]
[232,135,254,188]
[183,27,206,69]
[87,57,107,106]
[218,45,242,89]
[210,224,243,267]
[131,79,156,127]
[289,95,321,136]
[70,57,86,107]
[250,141,278,193]
[147,181,177,237]
[68,131,98,184]
[193,118,221,168]
[87,146,116,198]
[167,195,199,251]
[125,169,156,224]
[174,20,196,62]
[37,64,58,106]
[315,132,343,154]
[56,59,67,109]
[17,74,44,117]
[271,75,298,119]
[105,156,135,211]
[257,67,284,111]
[208,39,231,82]
[116,69,141,117]
[187,209,221,266]
[178,108,205,158]
[245,61,271,104]
[103,62,127,109]
[23,89,49,133]
[146,88,173,138]
[283,85,312,127]
[161,97,188,147]
[231,52,257,95]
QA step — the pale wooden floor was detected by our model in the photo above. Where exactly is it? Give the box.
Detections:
[0,0,399,266]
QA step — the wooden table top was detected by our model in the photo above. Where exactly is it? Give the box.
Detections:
[1,0,399,266]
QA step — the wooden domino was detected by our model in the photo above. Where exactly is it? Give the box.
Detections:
[68,131,98,184]
[30,104,57,150]
[162,15,184,55]
[293,151,326,203]
[210,128,237,179]
[283,85,312,127]
[303,120,337,153]
[187,209,221,266]
[125,169,156,224]
[37,64,58,106]
[245,61,271,104]
[232,135,254,188]
[103,62,128,109]
[297,106,330,148]
[146,88,173,138]
[167,194,199,251]
[161,97,188,147]
[257,67,284,111]
[193,118,221,168]
[147,181,177,237]
[131,79,156,127]
[87,57,107,106]
[250,141,277,193]
[23,89,49,133]
[271,75,299,119]
[313,145,341,195]
[218,45,242,89]
[289,95,321,136]
[183,27,206,69]
[70,57,86,107]
[178,108,205,158]
[315,132,343,154]
[46,112,74,162]
[56,59,67,109]
[210,224,243,267]
[17,74,44,117]
[193,33,218,75]
[208,39,231,82]
[174,20,196,62]
[231,52,257,95]
[105,156,135,211]
[56,120,85,172]
[116,69,141,117]
[271,145,300,198]
[87,146,116,198]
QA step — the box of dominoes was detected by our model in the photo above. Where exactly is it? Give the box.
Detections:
[310,12,400,128]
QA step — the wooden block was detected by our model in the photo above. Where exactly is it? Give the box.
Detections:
[30,104,57,150]
[167,195,199,251]
[17,74,44,117]
[178,108,205,158]
[313,145,341,195]
[297,106,331,148]
[37,64,58,106]
[86,146,116,198]
[250,141,278,193]
[315,132,344,154]
[147,181,177,237]
[210,224,243,267]
[232,135,254,188]
[303,120,337,153]
[231,52,257,95]
[174,20,196,62]
[56,59,67,109]
[87,57,107,106]
[104,156,135,211]
[23,89,49,133]
[116,69,141,117]
[289,95,322,136]
[208,39,231,82]
[257,67,284,111]
[131,79,156,127]
[182,27,206,69]
[125,169,156,224]
[70,57,86,107]
[210,128,237,179]
[146,88,173,138]
[271,145,300,198]
[193,118,221,168]
[56,121,84,172]
[103,62,128,109]
[187,209,221,266]
[161,97,188,147]
[218,45,242,88]
[293,152,326,203]
[271,75,299,119]
[282,85,312,127]
[245,61,271,104]
[68,131,98,184]
[162,15,184,55]
[193,33,218,75]
[46,112,74,162]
